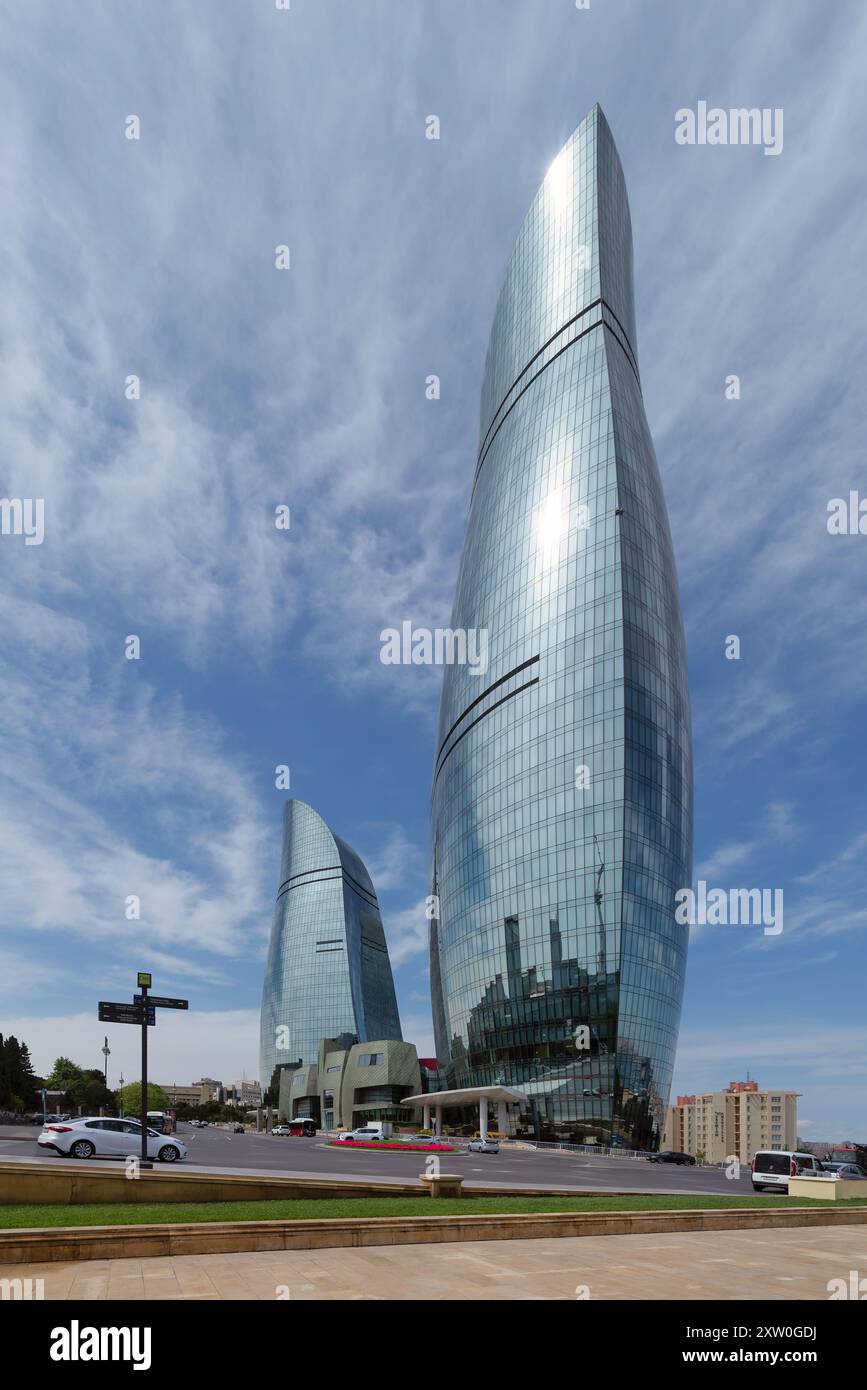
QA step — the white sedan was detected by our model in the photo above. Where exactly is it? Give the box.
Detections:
[38,1118,187,1163]
[468,1137,500,1154]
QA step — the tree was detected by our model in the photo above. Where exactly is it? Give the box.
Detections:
[69,1069,113,1114]
[117,1082,169,1116]
[0,1035,40,1110]
[45,1057,86,1092]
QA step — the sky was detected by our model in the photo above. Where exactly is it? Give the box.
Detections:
[1,0,865,1141]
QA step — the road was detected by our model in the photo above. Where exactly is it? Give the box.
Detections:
[0,1123,756,1196]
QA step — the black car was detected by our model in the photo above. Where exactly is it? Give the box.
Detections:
[647,1150,696,1166]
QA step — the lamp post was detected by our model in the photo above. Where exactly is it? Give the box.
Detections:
[118,1073,125,1119]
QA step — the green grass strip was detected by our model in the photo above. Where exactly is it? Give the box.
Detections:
[2,1192,867,1229]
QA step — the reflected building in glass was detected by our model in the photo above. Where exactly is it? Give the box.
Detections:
[429,105,693,1147]
[259,800,402,1098]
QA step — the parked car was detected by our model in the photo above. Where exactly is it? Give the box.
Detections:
[647,1151,696,1166]
[821,1162,867,1179]
[468,1137,500,1154]
[751,1150,822,1192]
[38,1117,187,1163]
[272,1124,291,1136]
[233,1124,245,1134]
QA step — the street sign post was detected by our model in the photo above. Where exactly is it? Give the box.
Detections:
[133,995,188,1010]
[138,975,150,1167]
[97,975,189,1170]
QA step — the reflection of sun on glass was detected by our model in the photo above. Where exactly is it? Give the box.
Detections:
[536,488,563,568]
[545,148,571,218]
[544,150,574,315]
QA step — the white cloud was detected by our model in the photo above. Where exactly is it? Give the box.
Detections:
[384,900,430,968]
[364,827,426,895]
[3,1009,261,1089]
[696,800,799,882]
[399,1010,435,1060]
[0,603,272,959]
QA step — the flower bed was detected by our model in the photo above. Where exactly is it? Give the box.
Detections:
[327,1139,454,1152]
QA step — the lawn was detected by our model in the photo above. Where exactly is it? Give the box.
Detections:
[2,1192,867,1229]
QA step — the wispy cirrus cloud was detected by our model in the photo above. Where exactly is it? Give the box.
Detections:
[2,0,866,1097]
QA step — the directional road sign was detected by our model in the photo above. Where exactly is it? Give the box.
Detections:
[133,994,189,1010]
[99,1001,155,1026]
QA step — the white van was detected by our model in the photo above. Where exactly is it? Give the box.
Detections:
[336,1122,394,1142]
[751,1150,822,1192]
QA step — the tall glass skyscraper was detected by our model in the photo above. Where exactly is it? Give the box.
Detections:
[429,106,693,1147]
[259,800,402,1096]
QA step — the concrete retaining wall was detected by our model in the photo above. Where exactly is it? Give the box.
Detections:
[0,1160,652,1206]
[0,1160,421,1206]
[2,1204,866,1265]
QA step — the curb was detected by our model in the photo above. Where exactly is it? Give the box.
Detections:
[1,1204,866,1266]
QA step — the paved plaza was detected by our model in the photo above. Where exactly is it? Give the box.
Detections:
[6,1224,866,1301]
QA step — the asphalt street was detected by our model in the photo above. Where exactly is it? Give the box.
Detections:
[0,1122,757,1196]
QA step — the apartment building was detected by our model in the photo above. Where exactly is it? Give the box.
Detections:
[662,1080,799,1163]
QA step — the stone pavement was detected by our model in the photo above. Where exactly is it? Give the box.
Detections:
[4,1224,866,1300]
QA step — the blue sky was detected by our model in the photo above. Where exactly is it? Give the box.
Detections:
[2,1,865,1139]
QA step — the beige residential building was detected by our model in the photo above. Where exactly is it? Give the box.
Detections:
[194,1077,223,1100]
[662,1080,799,1163]
[160,1079,224,1108]
[159,1084,207,1108]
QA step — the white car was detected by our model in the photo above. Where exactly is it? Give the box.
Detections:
[272,1124,291,1136]
[38,1117,187,1163]
[468,1137,500,1154]
[336,1127,387,1143]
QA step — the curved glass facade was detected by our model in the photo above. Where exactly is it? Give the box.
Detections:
[429,106,692,1147]
[259,800,402,1095]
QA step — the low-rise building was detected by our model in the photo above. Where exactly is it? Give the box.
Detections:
[277,1037,432,1131]
[160,1084,207,1108]
[194,1077,223,1101]
[159,1079,226,1108]
[662,1080,799,1162]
